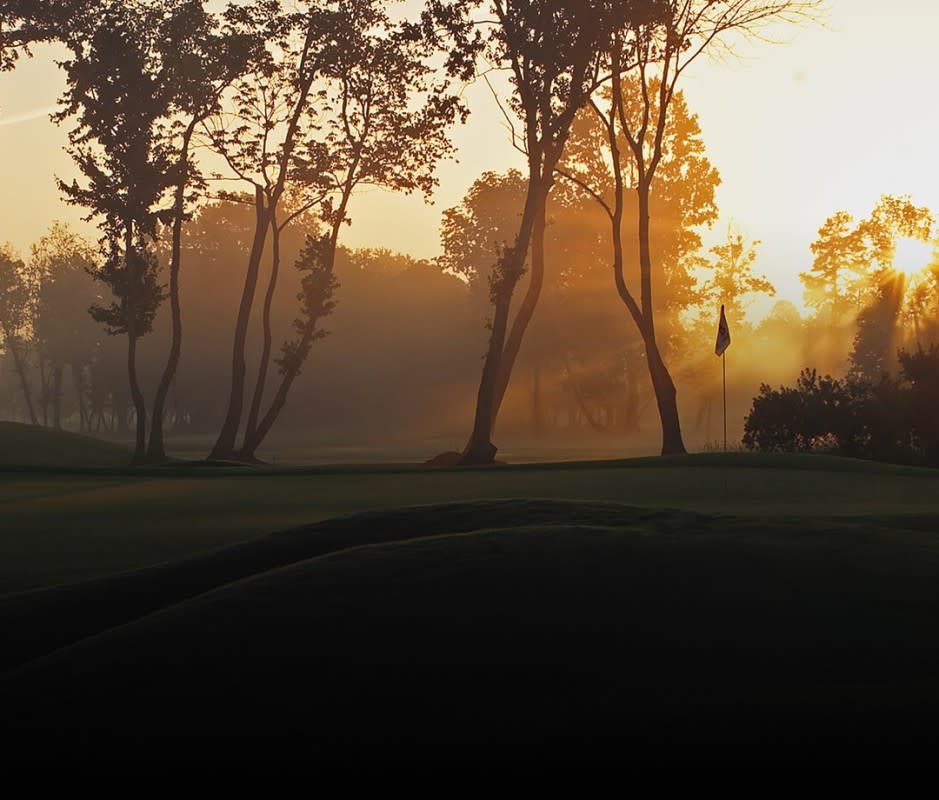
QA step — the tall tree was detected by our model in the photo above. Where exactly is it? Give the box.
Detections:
[208,0,464,460]
[429,0,662,464]
[205,0,349,460]
[574,0,822,454]
[146,1,257,460]
[56,0,180,462]
[698,225,775,332]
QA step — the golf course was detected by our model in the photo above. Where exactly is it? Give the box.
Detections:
[2,423,939,763]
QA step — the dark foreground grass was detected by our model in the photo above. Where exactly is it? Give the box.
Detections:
[0,421,131,468]
[3,498,939,763]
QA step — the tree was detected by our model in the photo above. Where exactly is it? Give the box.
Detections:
[30,222,100,429]
[798,195,934,381]
[428,0,664,464]
[698,225,774,332]
[577,0,822,455]
[0,244,37,424]
[0,1,90,73]
[208,0,464,460]
[55,0,184,461]
[146,1,257,460]
[801,211,869,324]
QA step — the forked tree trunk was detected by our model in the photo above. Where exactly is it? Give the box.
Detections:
[461,169,546,465]
[240,324,314,461]
[211,188,271,460]
[489,180,551,428]
[149,124,197,462]
[242,213,281,454]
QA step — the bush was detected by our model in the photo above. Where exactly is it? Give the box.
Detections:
[743,365,919,465]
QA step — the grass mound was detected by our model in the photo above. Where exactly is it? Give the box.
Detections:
[0,422,131,468]
[0,499,707,671]
[3,498,939,760]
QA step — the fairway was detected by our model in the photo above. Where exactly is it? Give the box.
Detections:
[4,453,939,595]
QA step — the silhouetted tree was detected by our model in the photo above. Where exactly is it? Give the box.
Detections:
[30,222,100,429]
[579,0,821,455]
[798,195,934,382]
[428,0,664,463]
[900,345,939,465]
[698,226,774,332]
[0,1,89,73]
[55,0,185,462]
[0,245,37,423]
[207,0,464,460]
[145,1,258,461]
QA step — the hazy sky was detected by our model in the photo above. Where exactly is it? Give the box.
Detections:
[1,0,937,314]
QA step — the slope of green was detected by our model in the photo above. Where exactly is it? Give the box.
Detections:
[0,422,131,468]
[2,452,939,595]
[4,506,939,761]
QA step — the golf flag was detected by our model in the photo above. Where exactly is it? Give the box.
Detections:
[715,304,731,356]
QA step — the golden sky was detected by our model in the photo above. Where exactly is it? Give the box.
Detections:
[1,0,937,315]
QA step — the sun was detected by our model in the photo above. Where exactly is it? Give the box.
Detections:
[893,236,934,278]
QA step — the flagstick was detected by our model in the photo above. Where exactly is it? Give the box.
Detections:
[722,350,728,505]
[722,351,727,452]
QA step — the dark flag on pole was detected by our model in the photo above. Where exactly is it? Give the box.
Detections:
[715,304,731,357]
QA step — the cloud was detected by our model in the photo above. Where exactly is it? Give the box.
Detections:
[0,105,57,129]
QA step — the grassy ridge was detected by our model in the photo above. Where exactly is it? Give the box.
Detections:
[4,503,939,760]
[1,499,709,671]
[0,422,131,468]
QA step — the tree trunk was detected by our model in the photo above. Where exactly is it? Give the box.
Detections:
[149,124,196,462]
[126,331,147,463]
[38,354,49,427]
[623,345,640,435]
[242,213,281,452]
[72,363,86,433]
[211,188,272,460]
[124,227,147,464]
[531,360,544,438]
[52,364,63,429]
[461,295,512,465]
[240,325,313,461]
[643,333,684,455]
[490,180,551,427]
[635,184,686,455]
[461,164,546,465]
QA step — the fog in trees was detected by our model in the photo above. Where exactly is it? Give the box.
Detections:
[7,0,939,468]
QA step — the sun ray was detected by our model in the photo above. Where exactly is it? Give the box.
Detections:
[892,236,934,278]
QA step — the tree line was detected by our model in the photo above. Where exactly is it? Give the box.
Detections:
[1,1,830,465]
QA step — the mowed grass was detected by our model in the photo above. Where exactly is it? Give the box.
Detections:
[3,447,939,594]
